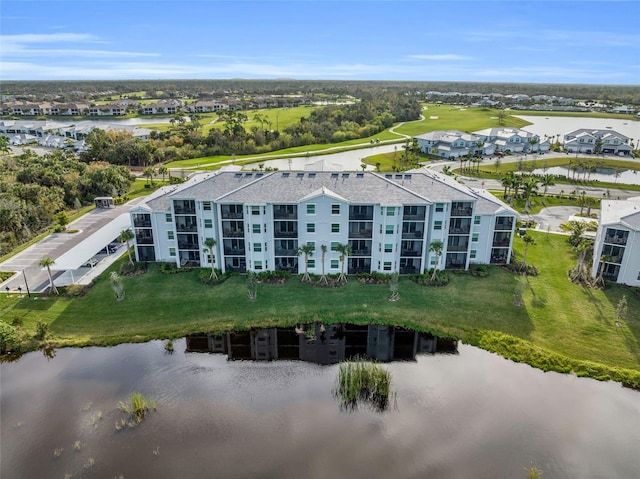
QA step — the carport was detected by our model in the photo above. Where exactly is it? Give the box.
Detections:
[50,213,133,285]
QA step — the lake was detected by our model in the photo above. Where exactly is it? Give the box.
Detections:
[531,166,640,185]
[2,325,639,479]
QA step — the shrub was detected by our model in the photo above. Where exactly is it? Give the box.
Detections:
[504,260,539,276]
[120,261,148,276]
[411,270,450,287]
[198,268,227,285]
[0,321,20,354]
[61,284,89,297]
[35,320,49,340]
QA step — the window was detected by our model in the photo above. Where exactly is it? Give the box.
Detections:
[470,250,477,259]
[332,204,340,215]
[430,258,438,265]
[203,201,212,211]
[384,243,393,253]
[331,242,340,251]
[307,223,315,233]
[165,213,172,222]
[332,223,340,233]
[251,206,260,215]
[385,225,394,234]
[434,221,442,230]
[252,224,261,233]
[169,247,176,257]
[253,242,262,252]
[307,204,316,215]
[474,216,481,225]
[472,233,479,242]
[204,219,213,228]
[637,271,640,281]
[384,262,392,271]
[435,203,444,212]
[167,231,174,240]
[254,260,263,270]
[386,207,395,216]
[331,259,339,269]
[308,259,315,269]
[306,241,315,249]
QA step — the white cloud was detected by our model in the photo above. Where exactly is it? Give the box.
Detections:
[406,54,473,61]
[0,33,98,43]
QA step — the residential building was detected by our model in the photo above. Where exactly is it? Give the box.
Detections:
[129,169,517,275]
[591,197,640,287]
[563,129,632,156]
[187,100,229,113]
[415,127,549,159]
[142,99,183,115]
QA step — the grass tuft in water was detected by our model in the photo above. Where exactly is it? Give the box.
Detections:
[117,392,153,427]
[53,447,63,458]
[334,357,394,412]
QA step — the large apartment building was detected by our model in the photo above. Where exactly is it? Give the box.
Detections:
[129,169,517,275]
[591,197,640,287]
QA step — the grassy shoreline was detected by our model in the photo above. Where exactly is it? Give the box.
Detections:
[2,232,639,388]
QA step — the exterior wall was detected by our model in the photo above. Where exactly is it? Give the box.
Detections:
[592,223,640,287]
[470,214,493,264]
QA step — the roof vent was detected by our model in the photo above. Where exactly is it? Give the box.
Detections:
[296,172,304,178]
[282,172,290,177]
[331,173,338,178]
[308,172,316,178]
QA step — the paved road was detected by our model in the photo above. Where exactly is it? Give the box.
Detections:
[0,197,146,294]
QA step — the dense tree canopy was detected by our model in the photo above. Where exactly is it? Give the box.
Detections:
[0,149,133,251]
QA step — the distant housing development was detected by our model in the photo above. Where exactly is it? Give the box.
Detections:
[0,119,151,150]
[129,169,517,275]
[414,127,550,159]
[592,197,640,287]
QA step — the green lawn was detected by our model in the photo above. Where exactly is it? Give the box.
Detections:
[393,104,531,136]
[2,233,639,386]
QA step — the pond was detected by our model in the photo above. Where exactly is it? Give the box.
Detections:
[2,324,639,479]
[531,166,640,185]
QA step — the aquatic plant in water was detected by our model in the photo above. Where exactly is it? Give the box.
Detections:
[117,392,152,427]
[334,357,394,412]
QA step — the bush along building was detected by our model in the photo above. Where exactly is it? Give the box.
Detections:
[129,169,517,275]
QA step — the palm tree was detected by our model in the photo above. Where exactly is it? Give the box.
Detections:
[318,244,328,285]
[0,134,11,155]
[336,243,352,284]
[428,240,443,281]
[120,229,135,266]
[296,243,315,283]
[157,165,168,183]
[522,177,539,210]
[39,257,59,295]
[520,235,536,272]
[143,166,156,185]
[203,238,218,281]
[540,173,555,204]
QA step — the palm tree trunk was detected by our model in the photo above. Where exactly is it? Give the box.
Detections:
[47,266,59,295]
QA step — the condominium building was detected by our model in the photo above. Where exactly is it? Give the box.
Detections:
[591,197,640,286]
[129,169,517,275]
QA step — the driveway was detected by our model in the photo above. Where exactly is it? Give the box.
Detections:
[525,206,593,233]
[0,197,146,294]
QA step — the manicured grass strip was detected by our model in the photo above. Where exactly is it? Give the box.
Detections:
[2,232,639,386]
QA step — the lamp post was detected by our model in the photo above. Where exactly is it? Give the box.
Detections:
[22,270,31,298]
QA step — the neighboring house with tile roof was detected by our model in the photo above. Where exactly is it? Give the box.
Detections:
[129,169,517,275]
[591,197,640,286]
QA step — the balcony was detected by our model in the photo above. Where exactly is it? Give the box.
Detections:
[604,236,627,246]
[447,244,468,252]
[223,229,244,238]
[349,206,373,221]
[178,242,199,250]
[135,235,154,245]
[349,228,372,239]
[351,248,372,257]
[133,218,152,228]
[403,206,426,220]
[174,205,196,215]
[274,230,298,238]
[224,247,246,255]
[273,205,297,220]
[402,230,424,239]
[176,224,197,233]
[401,249,421,257]
[275,249,297,257]
[495,217,514,231]
[451,202,473,217]
[221,205,243,220]
[449,225,470,235]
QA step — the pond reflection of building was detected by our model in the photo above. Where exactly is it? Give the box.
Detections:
[185,324,458,364]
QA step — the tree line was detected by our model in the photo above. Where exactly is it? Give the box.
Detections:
[81,93,421,163]
[0,149,133,252]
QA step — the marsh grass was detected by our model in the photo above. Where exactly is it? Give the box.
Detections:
[335,358,394,412]
[117,392,152,427]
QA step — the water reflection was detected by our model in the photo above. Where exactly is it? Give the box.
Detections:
[186,323,458,364]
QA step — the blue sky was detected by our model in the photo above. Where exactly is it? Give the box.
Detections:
[1,1,639,83]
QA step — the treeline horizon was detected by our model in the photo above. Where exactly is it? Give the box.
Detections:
[2,79,639,105]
